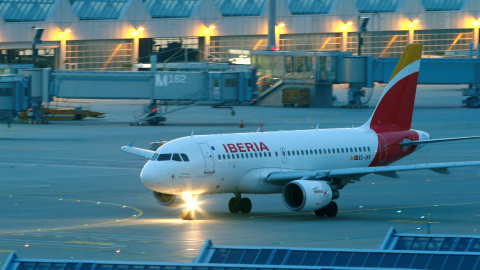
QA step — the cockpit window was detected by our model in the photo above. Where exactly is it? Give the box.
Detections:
[181,153,189,162]
[150,153,159,161]
[172,153,182,162]
[157,154,172,161]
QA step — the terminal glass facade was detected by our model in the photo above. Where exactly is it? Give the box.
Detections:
[65,39,132,70]
[280,33,341,51]
[347,31,408,58]
[210,36,267,61]
[414,29,474,56]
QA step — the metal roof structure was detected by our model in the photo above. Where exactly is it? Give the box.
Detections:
[0,0,58,22]
[214,0,267,17]
[421,0,469,11]
[69,0,132,20]
[3,228,480,270]
[353,0,404,13]
[380,227,480,252]
[284,0,337,15]
[143,0,202,18]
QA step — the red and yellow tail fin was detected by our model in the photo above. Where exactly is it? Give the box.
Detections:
[364,44,423,132]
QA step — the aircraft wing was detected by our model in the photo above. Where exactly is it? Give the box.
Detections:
[121,142,155,159]
[267,161,480,185]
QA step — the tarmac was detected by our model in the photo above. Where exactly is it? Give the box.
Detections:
[1,84,479,266]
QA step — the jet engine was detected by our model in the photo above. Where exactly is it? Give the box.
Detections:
[282,180,338,212]
[153,191,181,206]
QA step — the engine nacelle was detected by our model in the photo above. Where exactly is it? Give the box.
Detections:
[282,180,334,212]
[153,191,181,207]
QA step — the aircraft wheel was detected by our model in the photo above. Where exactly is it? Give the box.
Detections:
[239,198,252,213]
[324,201,338,217]
[314,208,326,217]
[181,209,195,220]
[228,197,240,213]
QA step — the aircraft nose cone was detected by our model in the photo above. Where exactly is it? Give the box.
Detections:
[140,162,157,189]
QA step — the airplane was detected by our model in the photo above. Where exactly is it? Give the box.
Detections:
[122,44,480,220]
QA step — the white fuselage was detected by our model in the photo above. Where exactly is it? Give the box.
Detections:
[140,127,379,196]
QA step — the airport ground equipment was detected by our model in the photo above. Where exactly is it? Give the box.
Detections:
[0,74,30,126]
[18,103,105,121]
[4,227,480,270]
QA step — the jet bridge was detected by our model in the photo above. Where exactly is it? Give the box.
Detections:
[252,50,480,107]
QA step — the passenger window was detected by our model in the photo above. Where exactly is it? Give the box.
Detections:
[172,153,182,162]
[328,149,331,154]
[354,147,357,152]
[323,149,326,154]
[341,148,344,153]
[157,153,172,161]
[245,153,249,158]
[180,153,189,162]
[368,146,371,151]
[232,154,235,159]
[275,152,279,156]
[310,150,313,155]
[227,154,230,159]
[218,155,221,160]
[287,151,291,156]
[223,154,226,160]
[268,152,271,157]
[250,153,254,158]
[345,148,349,153]
[236,154,240,159]
[282,151,285,156]
[332,149,335,154]
[314,149,318,154]
[292,151,296,156]
[241,153,244,158]
[337,148,340,153]
[296,150,299,155]
[255,153,258,157]
[150,153,159,161]
[363,147,367,152]
[350,147,353,152]
[359,147,362,152]
[305,150,308,155]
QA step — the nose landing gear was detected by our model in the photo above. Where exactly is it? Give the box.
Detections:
[181,192,199,220]
[228,193,252,214]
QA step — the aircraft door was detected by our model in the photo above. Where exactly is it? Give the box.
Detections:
[198,143,215,174]
[280,147,287,163]
[377,134,387,163]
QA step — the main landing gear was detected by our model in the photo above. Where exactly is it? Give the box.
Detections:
[228,193,252,214]
[314,201,338,217]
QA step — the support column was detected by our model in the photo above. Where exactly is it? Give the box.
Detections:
[132,37,139,71]
[59,39,66,70]
[408,28,414,44]
[312,84,333,107]
[267,0,276,50]
[473,27,479,50]
[341,31,348,52]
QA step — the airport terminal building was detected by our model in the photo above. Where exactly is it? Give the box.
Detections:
[1,0,480,71]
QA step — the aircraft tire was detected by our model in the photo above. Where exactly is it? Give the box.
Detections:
[324,201,338,217]
[314,208,326,217]
[228,197,240,213]
[239,198,252,213]
[181,209,195,220]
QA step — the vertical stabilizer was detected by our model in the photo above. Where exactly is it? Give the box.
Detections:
[363,44,423,132]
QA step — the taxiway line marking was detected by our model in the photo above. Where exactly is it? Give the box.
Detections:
[63,241,114,246]
[389,220,440,224]
[0,195,143,234]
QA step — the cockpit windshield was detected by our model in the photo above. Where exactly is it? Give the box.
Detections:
[152,153,189,162]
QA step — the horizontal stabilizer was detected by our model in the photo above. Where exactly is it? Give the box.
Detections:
[400,136,480,147]
[121,142,155,159]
